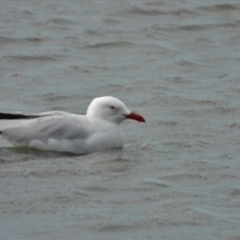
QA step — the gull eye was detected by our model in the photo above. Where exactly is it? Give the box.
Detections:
[109,106,116,110]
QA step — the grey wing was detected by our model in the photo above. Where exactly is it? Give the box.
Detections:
[0,115,93,153]
[36,111,79,117]
[30,115,92,139]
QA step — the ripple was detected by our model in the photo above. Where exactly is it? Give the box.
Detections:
[85,41,134,49]
[103,18,121,25]
[0,36,45,45]
[143,178,171,187]
[99,224,138,232]
[48,18,75,25]
[81,186,109,192]
[163,173,208,182]
[205,107,240,115]
[177,21,240,31]
[124,5,195,17]
[124,6,165,16]
[228,189,240,196]
[84,30,105,36]
[3,54,66,62]
[198,4,239,12]
[42,93,82,102]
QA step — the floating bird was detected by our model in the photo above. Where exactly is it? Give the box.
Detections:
[0,96,145,154]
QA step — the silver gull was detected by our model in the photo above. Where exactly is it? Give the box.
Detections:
[0,96,145,154]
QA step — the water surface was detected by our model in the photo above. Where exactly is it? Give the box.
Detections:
[1,0,240,239]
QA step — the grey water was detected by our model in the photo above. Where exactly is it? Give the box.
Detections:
[1,0,240,239]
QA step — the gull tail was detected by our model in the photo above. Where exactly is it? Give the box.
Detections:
[0,113,39,120]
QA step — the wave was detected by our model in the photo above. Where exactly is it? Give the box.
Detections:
[3,54,66,62]
[0,36,45,45]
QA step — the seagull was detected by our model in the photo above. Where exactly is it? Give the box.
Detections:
[0,96,145,154]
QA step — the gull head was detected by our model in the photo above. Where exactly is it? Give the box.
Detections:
[87,96,145,124]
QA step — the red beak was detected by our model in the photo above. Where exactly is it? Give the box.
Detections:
[124,112,146,123]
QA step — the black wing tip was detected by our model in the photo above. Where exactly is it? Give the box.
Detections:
[0,113,35,120]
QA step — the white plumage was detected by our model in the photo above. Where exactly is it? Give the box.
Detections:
[0,96,145,154]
